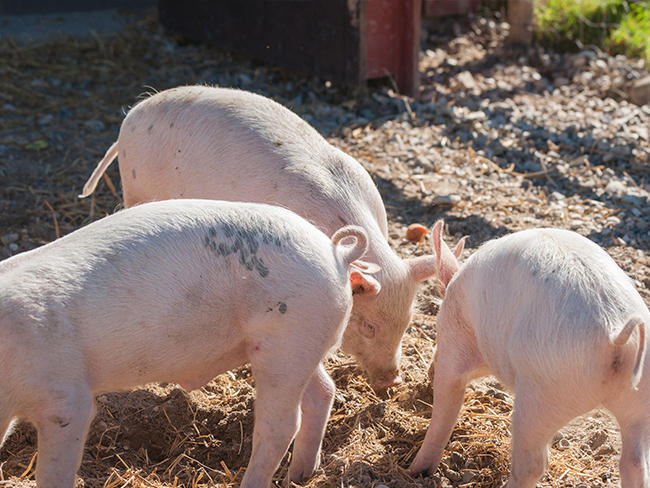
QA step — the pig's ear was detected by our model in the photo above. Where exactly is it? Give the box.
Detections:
[350,270,381,297]
[431,220,461,296]
[452,236,467,258]
[406,255,437,283]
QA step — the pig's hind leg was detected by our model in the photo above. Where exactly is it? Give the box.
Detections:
[507,383,591,488]
[31,383,95,488]
[286,363,335,485]
[603,392,650,488]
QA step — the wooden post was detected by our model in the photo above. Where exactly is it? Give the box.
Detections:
[507,0,534,45]
[366,0,422,97]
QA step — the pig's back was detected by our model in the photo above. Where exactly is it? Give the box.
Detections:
[0,200,340,325]
[118,86,387,237]
[460,228,648,387]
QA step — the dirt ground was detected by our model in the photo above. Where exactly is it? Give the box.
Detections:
[0,7,649,488]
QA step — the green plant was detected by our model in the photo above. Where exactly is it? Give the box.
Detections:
[608,2,650,58]
[534,0,650,60]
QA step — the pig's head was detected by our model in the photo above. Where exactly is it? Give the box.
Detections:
[340,220,466,390]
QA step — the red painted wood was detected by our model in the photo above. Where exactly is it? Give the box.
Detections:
[366,0,422,96]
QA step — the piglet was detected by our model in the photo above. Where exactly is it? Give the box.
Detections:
[79,85,441,389]
[409,221,649,487]
[0,199,380,488]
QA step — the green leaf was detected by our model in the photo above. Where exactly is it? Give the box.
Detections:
[24,139,48,151]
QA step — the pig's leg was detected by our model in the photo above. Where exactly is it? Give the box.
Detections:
[240,374,302,488]
[240,334,330,488]
[618,422,650,488]
[32,385,95,488]
[604,394,650,488]
[507,385,580,488]
[286,363,335,485]
[408,334,485,477]
[408,363,468,475]
[0,411,15,447]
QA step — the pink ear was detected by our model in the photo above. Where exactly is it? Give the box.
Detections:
[452,236,467,258]
[350,270,381,297]
[407,255,436,283]
[431,220,461,297]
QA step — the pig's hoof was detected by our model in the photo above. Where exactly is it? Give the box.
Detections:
[407,461,434,478]
[284,471,309,487]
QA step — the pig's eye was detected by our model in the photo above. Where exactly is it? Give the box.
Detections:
[361,321,376,338]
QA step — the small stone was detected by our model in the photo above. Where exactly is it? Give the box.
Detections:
[445,469,461,482]
[605,181,627,196]
[630,75,650,106]
[556,437,571,450]
[83,119,106,132]
[589,430,608,451]
[615,237,627,247]
[432,194,461,207]
[450,451,464,467]
[1,233,19,245]
[38,114,54,125]
[456,71,477,90]
[461,470,478,483]
[8,243,19,252]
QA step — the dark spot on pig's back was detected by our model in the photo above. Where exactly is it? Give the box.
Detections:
[147,124,154,134]
[251,255,269,277]
[203,224,278,278]
[170,121,175,129]
[132,169,136,179]
[279,302,287,314]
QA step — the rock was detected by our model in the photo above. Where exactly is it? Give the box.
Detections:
[83,119,106,132]
[461,470,478,483]
[605,181,627,196]
[445,469,462,482]
[630,76,650,106]
[1,233,19,246]
[556,437,571,450]
[38,114,54,125]
[456,71,477,90]
[432,194,462,207]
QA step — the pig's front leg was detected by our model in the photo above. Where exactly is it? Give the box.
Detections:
[240,370,302,488]
[33,384,95,488]
[286,363,335,485]
[240,327,335,488]
[408,359,468,477]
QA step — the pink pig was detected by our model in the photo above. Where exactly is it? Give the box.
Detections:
[80,85,439,388]
[0,199,379,488]
[409,221,649,487]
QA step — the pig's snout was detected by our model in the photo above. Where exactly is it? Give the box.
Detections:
[371,370,402,389]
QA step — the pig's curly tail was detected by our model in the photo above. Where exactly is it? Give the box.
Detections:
[331,226,369,266]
